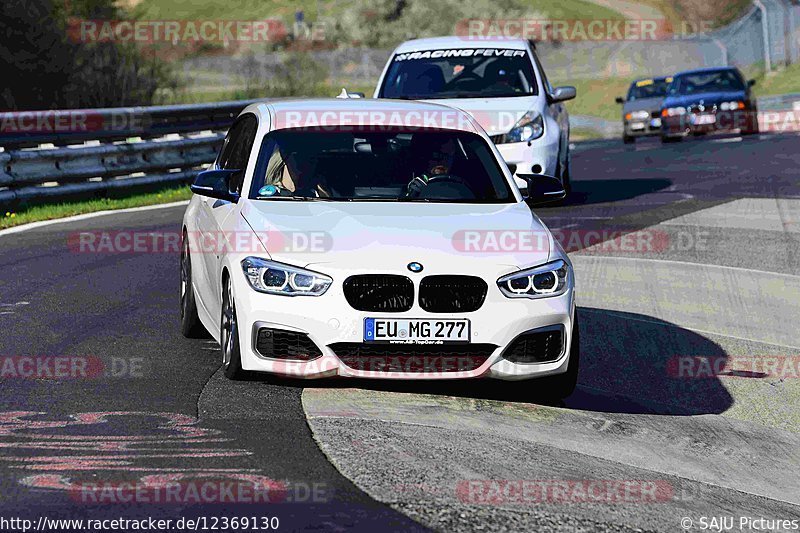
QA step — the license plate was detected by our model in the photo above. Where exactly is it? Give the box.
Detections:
[364,318,470,343]
[692,114,716,125]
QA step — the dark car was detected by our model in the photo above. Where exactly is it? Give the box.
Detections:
[660,67,758,142]
[615,76,671,144]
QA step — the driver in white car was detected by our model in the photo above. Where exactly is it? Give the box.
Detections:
[263,145,332,198]
[406,135,458,197]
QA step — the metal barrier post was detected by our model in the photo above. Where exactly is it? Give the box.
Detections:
[754,0,773,71]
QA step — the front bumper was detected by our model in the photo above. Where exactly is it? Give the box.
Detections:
[494,135,559,177]
[662,110,757,136]
[231,266,576,381]
[624,116,661,137]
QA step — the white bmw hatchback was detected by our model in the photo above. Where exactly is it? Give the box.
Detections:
[181,99,579,398]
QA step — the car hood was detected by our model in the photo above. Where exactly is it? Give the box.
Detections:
[663,90,748,109]
[240,200,551,274]
[623,97,663,114]
[419,96,538,136]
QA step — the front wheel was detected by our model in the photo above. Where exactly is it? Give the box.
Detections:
[623,134,635,144]
[741,122,759,136]
[180,233,207,338]
[561,153,572,196]
[221,275,246,380]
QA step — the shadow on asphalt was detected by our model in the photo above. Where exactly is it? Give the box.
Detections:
[258,307,734,417]
[560,178,673,207]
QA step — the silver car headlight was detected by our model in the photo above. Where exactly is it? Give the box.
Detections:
[241,257,332,296]
[497,259,570,299]
[498,111,544,143]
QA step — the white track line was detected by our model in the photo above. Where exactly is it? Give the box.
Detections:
[573,254,800,279]
[0,200,190,238]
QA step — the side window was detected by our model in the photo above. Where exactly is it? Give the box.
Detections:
[734,70,747,91]
[217,114,258,194]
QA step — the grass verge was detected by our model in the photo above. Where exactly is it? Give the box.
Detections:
[570,127,613,141]
[131,0,357,22]
[647,0,752,29]
[564,77,631,121]
[157,81,376,105]
[751,63,800,97]
[134,0,623,24]
[0,185,192,231]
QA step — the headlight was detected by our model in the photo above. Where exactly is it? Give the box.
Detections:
[498,111,544,143]
[661,107,686,117]
[720,101,745,111]
[241,257,332,296]
[626,110,650,121]
[497,259,570,299]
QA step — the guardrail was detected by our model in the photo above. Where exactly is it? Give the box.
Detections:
[2,92,799,209]
[0,100,262,209]
[758,92,800,111]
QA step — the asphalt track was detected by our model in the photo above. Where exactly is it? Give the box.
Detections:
[0,132,799,532]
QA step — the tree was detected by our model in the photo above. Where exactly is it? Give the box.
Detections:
[0,0,175,110]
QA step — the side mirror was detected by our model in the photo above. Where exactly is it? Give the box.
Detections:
[615,96,625,104]
[517,174,566,205]
[336,88,365,99]
[190,169,241,202]
[748,79,756,87]
[550,86,576,103]
[513,175,528,193]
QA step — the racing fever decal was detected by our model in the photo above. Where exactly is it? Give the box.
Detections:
[393,49,527,61]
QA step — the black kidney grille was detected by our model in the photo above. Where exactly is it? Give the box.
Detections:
[501,326,565,364]
[329,342,497,373]
[255,328,322,361]
[419,275,488,313]
[343,275,414,312]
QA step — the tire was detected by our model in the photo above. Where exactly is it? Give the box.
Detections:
[537,315,580,400]
[561,152,572,196]
[742,108,759,135]
[742,123,759,136]
[546,156,571,206]
[660,134,680,144]
[221,274,246,380]
[623,134,635,144]
[180,232,207,338]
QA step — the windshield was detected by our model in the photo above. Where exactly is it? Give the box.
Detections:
[627,79,669,100]
[249,127,513,203]
[379,49,538,99]
[669,70,746,96]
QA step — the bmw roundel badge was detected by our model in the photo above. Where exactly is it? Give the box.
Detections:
[407,262,423,273]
